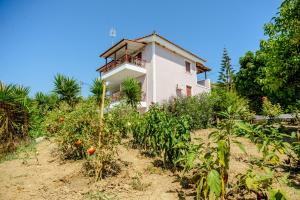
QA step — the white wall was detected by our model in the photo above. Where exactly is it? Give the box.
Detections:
[154,44,209,104]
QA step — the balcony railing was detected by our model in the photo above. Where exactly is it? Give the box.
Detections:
[100,54,146,73]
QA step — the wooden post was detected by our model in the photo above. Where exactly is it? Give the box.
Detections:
[125,43,128,62]
[99,81,106,131]
[96,80,106,181]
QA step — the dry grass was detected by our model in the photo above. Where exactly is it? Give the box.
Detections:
[0,130,299,200]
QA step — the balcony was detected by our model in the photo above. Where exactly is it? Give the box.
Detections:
[97,39,147,89]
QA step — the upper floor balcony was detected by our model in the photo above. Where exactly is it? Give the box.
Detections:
[97,39,147,89]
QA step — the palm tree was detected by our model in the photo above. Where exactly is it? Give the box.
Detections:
[53,74,81,106]
[90,78,104,105]
[121,78,142,108]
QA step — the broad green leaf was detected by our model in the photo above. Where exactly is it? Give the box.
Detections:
[268,188,288,200]
[207,170,221,197]
[245,176,259,191]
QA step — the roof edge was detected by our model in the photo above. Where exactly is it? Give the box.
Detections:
[135,32,207,62]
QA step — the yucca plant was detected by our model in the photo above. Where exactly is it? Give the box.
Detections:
[34,92,58,115]
[53,74,81,106]
[0,82,30,152]
[121,78,142,108]
[90,78,104,105]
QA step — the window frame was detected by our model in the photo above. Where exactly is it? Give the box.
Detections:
[185,60,191,73]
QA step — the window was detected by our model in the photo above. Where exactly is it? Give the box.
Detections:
[176,88,182,97]
[185,61,191,73]
[186,85,192,97]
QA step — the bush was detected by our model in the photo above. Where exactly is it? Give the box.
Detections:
[42,98,120,179]
[211,88,253,122]
[105,103,140,138]
[163,93,214,130]
[262,97,282,120]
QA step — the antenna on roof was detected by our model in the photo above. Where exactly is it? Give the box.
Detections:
[109,27,117,45]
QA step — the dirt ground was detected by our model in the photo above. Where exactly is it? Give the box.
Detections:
[0,129,299,200]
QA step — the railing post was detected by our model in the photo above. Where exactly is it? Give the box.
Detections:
[125,43,128,62]
[114,53,117,67]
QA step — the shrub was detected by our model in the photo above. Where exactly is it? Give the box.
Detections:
[43,98,120,179]
[262,97,282,120]
[211,88,253,122]
[105,103,140,138]
[163,93,214,130]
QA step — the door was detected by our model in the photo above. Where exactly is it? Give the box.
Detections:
[186,85,192,97]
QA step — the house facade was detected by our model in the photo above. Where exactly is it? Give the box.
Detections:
[96,32,211,109]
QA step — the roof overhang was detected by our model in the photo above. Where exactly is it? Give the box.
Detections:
[100,39,146,59]
[196,62,211,74]
[135,33,208,65]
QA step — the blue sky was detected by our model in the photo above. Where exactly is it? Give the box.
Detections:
[0,0,281,96]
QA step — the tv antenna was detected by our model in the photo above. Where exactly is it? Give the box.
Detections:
[109,27,117,45]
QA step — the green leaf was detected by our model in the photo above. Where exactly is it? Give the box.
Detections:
[233,140,247,154]
[207,170,221,197]
[245,176,259,191]
[268,188,288,200]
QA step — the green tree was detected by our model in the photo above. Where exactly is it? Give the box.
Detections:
[259,0,300,107]
[121,78,142,108]
[234,51,266,112]
[90,78,104,105]
[235,0,300,109]
[53,74,81,106]
[218,48,235,91]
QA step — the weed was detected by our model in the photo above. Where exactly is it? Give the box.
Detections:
[0,140,36,163]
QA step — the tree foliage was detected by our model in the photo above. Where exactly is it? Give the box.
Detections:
[234,51,266,112]
[218,48,235,91]
[235,0,300,109]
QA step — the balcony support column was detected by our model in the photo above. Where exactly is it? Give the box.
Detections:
[125,43,128,62]
[114,53,117,67]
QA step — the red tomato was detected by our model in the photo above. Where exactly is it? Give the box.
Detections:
[87,147,96,155]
